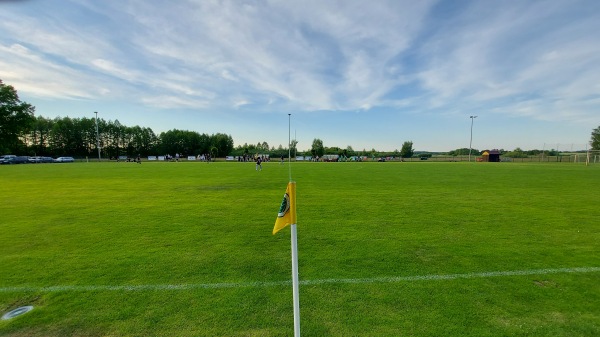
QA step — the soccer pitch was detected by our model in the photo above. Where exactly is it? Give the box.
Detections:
[1,161,599,336]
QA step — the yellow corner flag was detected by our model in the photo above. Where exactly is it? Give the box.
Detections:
[273,181,297,235]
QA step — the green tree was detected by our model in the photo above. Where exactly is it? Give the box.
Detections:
[325,146,340,155]
[400,141,414,159]
[211,133,234,156]
[370,148,378,159]
[49,117,79,156]
[27,116,52,156]
[159,129,216,156]
[0,80,35,153]
[290,139,298,157]
[311,138,324,158]
[346,146,354,157]
[591,126,600,150]
[504,147,528,158]
[159,129,184,155]
[78,117,98,157]
[449,148,479,156]
[129,126,158,156]
[105,119,126,158]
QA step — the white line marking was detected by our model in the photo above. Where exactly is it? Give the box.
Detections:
[1,267,598,293]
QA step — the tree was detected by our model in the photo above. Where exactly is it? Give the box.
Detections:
[592,126,600,150]
[370,148,378,158]
[290,139,298,157]
[311,138,324,158]
[504,147,528,158]
[104,119,125,158]
[400,141,414,159]
[158,129,225,156]
[211,133,234,156]
[0,80,35,153]
[159,129,185,155]
[49,117,79,156]
[27,116,52,156]
[449,148,479,156]
[261,141,269,152]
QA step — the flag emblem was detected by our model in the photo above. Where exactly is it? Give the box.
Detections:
[278,193,290,218]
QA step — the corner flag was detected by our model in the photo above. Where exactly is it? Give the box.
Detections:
[273,181,297,235]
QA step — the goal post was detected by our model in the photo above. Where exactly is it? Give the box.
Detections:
[585,150,600,166]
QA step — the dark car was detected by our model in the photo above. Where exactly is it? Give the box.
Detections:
[1,156,29,164]
[0,155,16,161]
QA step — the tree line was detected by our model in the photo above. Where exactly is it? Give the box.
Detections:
[22,115,234,159]
[3,79,600,158]
[304,139,416,159]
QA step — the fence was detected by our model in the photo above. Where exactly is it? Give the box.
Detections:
[396,154,593,163]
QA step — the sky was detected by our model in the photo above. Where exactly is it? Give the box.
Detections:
[1,0,599,152]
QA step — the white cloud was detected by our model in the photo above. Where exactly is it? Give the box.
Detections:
[233,99,250,108]
[0,43,95,99]
[221,70,239,82]
[412,1,600,123]
[141,95,209,109]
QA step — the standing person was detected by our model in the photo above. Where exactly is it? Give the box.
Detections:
[256,156,262,171]
[280,154,285,165]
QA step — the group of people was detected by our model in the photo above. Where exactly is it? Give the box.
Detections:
[237,154,270,162]
[163,154,180,162]
[197,154,212,162]
[112,155,142,163]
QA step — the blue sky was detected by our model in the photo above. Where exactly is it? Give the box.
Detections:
[1,0,598,152]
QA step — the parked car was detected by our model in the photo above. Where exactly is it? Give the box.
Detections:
[40,157,55,163]
[1,156,29,164]
[29,156,54,163]
[54,157,75,163]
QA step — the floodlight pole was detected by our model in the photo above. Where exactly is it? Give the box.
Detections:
[469,115,478,162]
[94,111,101,161]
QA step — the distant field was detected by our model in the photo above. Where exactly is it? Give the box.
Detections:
[1,161,599,336]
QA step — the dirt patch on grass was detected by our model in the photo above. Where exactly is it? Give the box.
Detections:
[533,280,558,288]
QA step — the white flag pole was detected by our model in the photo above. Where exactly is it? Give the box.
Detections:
[291,223,300,336]
[288,113,300,336]
[288,114,292,181]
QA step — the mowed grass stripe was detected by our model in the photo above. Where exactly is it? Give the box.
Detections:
[1,266,598,292]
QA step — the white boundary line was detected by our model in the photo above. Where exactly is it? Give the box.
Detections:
[1,267,598,293]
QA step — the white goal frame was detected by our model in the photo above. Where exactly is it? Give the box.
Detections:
[585,150,600,166]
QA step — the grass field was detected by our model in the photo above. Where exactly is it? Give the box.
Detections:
[1,161,599,336]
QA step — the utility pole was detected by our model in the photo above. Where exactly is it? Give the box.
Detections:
[95,111,101,161]
[469,115,478,162]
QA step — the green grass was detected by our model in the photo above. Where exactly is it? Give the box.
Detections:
[1,161,599,336]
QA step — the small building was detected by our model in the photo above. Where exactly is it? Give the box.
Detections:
[481,149,501,162]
